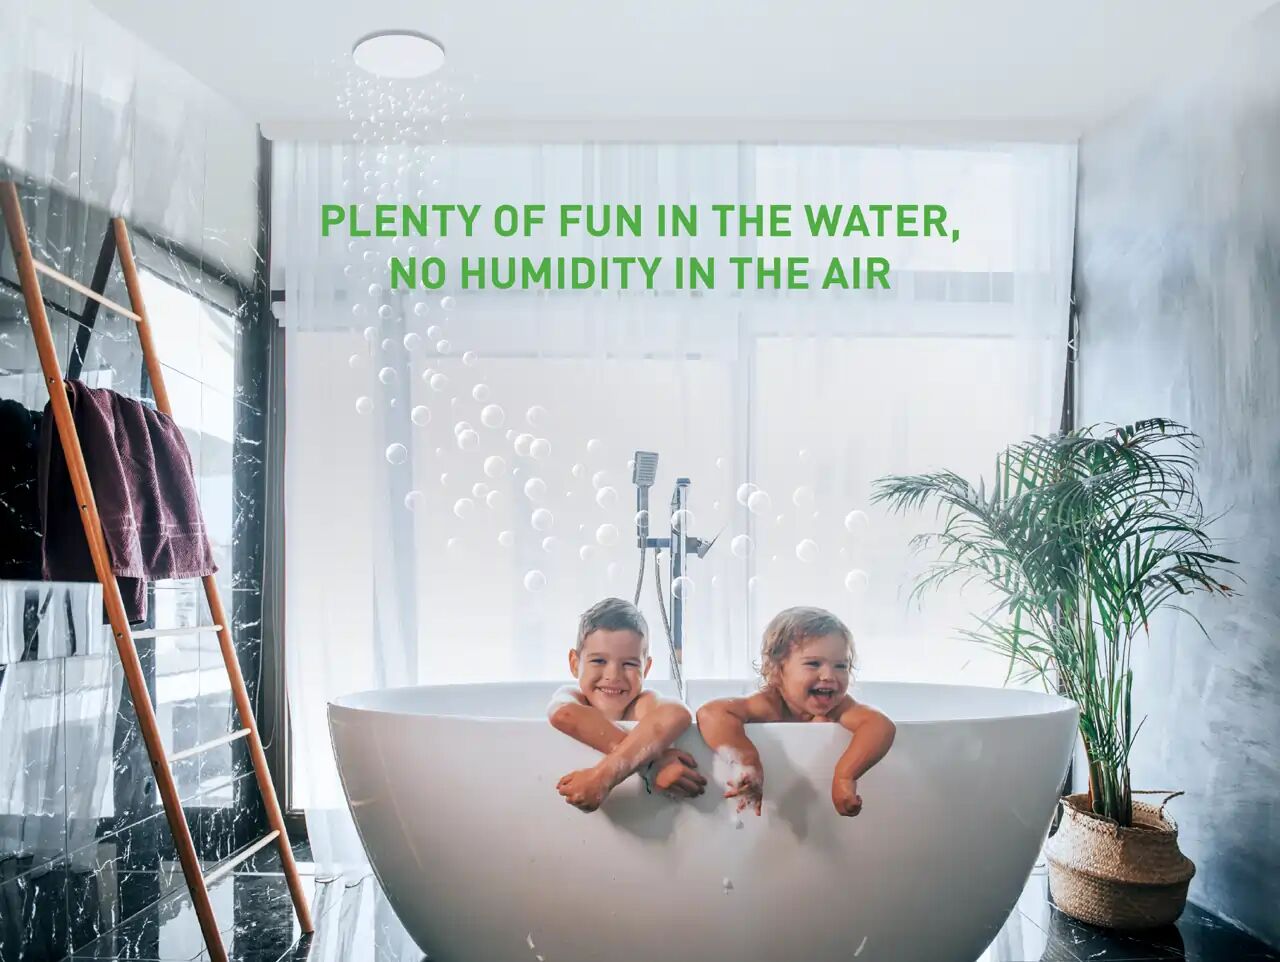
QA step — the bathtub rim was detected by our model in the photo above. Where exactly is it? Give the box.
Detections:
[328,678,1078,727]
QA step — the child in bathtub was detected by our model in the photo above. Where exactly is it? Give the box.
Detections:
[697,606,896,818]
[548,597,707,813]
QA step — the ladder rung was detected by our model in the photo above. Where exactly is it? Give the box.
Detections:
[32,259,142,321]
[168,728,251,763]
[204,830,281,886]
[129,624,223,639]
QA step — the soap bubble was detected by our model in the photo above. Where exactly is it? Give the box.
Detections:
[529,438,551,459]
[480,404,505,428]
[453,420,473,436]
[355,396,374,414]
[378,366,397,385]
[440,295,456,310]
[715,457,726,469]
[586,438,603,455]
[514,433,534,457]
[591,470,608,489]
[498,530,514,547]
[595,486,618,509]
[427,325,442,339]
[595,524,619,546]
[531,508,554,531]
[736,482,759,506]
[446,537,459,551]
[485,490,501,509]
[440,472,449,486]
[523,569,546,591]
[844,569,869,594]
[523,477,547,502]
[429,373,449,392]
[436,339,451,353]
[411,405,430,426]
[368,283,383,298]
[483,455,506,478]
[377,305,393,321]
[539,536,558,554]
[348,354,362,369]
[462,350,478,366]
[844,510,869,533]
[672,576,694,599]
[670,508,694,529]
[403,332,422,350]
[730,535,753,558]
[792,486,815,509]
[351,302,365,317]
[363,325,378,342]
[526,405,547,427]
[572,463,585,478]
[634,509,650,527]
[456,429,479,451]
[472,383,491,402]
[385,443,408,464]
[403,490,423,511]
[795,539,819,563]
[472,482,489,498]
[748,576,759,593]
[413,302,429,317]
[453,498,474,519]
[747,490,772,515]
[579,545,596,561]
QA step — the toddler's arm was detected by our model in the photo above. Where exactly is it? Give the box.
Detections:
[829,699,897,816]
[696,694,774,815]
[547,686,627,754]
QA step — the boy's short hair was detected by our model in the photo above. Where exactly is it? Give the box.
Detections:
[758,606,855,687]
[577,597,649,656]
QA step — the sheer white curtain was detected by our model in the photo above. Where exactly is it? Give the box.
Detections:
[274,142,1076,873]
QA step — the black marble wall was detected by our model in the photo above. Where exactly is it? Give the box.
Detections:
[0,175,272,960]
[1075,5,1280,950]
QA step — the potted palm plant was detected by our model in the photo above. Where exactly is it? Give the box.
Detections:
[872,418,1236,929]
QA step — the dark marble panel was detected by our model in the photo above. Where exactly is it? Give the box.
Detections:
[0,858,70,962]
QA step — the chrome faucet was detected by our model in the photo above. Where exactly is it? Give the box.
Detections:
[631,451,715,699]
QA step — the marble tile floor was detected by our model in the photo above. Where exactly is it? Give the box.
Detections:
[50,849,1280,962]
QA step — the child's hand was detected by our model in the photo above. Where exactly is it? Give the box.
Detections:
[645,748,707,799]
[556,766,613,812]
[724,764,764,816]
[832,776,863,817]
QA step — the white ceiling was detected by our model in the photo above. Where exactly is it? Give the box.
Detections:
[92,0,1276,142]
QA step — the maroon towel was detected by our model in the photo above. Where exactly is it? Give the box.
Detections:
[37,380,217,624]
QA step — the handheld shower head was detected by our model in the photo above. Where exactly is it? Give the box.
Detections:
[632,451,659,488]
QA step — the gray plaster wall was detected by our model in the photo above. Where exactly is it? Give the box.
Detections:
[1074,5,1280,947]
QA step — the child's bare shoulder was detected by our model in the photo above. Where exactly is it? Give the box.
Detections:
[546,685,588,714]
[740,688,787,722]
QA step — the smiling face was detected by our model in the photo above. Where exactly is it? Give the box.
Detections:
[568,628,652,719]
[776,634,852,719]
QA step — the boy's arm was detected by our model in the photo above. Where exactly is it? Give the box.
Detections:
[547,686,627,755]
[593,691,694,790]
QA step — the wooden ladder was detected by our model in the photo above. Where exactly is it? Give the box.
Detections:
[0,180,313,961]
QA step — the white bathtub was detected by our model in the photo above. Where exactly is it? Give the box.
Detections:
[329,680,1077,962]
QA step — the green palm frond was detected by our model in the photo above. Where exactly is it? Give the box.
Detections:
[872,418,1237,825]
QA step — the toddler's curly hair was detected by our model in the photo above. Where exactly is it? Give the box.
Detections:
[757,606,855,689]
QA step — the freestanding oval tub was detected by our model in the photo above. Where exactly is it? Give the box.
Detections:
[329,680,1077,962]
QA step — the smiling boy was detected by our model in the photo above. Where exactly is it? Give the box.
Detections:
[548,598,706,812]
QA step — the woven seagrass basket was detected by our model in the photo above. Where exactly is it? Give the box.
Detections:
[1045,791,1195,930]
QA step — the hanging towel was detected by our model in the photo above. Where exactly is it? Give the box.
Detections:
[0,398,43,579]
[37,380,217,623]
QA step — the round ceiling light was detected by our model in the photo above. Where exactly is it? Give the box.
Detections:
[352,31,446,79]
